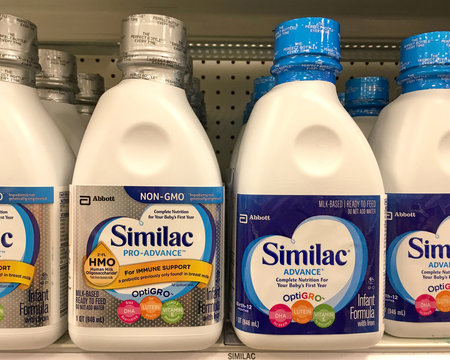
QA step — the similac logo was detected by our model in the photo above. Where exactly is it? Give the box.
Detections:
[110,225,194,248]
[262,242,348,266]
[408,237,450,259]
[242,216,367,315]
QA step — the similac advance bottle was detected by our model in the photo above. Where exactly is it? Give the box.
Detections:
[0,14,74,349]
[75,73,105,127]
[70,14,223,351]
[345,77,389,138]
[36,49,84,155]
[370,31,450,338]
[232,17,385,350]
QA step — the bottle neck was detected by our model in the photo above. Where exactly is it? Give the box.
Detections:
[76,104,95,115]
[121,65,185,88]
[0,64,36,87]
[347,107,382,117]
[37,88,75,104]
[271,55,341,86]
[398,66,450,94]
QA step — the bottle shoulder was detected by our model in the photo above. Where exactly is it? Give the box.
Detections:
[74,80,221,186]
[235,85,384,195]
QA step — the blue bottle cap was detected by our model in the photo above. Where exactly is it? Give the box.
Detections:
[345,77,389,116]
[398,31,450,93]
[271,17,342,84]
[337,92,346,105]
[345,77,389,104]
[273,17,340,62]
[400,31,450,73]
[253,76,275,101]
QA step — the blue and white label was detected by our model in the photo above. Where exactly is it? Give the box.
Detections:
[235,195,380,335]
[386,194,450,322]
[0,187,53,204]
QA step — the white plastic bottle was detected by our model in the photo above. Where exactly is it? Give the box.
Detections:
[75,73,105,127]
[370,31,450,338]
[232,17,385,350]
[36,49,84,155]
[226,76,275,315]
[345,77,389,138]
[70,14,223,351]
[0,14,74,349]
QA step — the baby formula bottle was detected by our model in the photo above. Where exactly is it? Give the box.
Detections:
[338,91,345,106]
[69,14,223,351]
[232,17,385,350]
[0,14,74,349]
[370,31,450,338]
[36,49,84,155]
[345,77,389,138]
[76,73,105,127]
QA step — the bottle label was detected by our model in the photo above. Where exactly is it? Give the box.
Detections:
[70,186,223,327]
[386,193,450,322]
[234,194,381,335]
[0,186,68,328]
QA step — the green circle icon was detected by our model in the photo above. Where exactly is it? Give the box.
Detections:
[313,304,335,328]
[161,300,184,324]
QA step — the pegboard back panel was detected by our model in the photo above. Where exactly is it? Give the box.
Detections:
[76,55,399,172]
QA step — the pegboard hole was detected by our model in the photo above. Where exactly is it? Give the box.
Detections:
[231,75,235,80]
[216,121,220,125]
[111,58,115,63]
[216,75,221,80]
[216,106,220,110]
[216,135,220,139]
[231,135,235,140]
[111,74,116,78]
[365,62,369,65]
[350,76,354,79]
[201,75,206,79]
[350,61,355,65]
[246,61,250,65]
[231,60,236,64]
[380,61,384,65]
[231,106,235,110]
[231,90,235,95]
[215,150,220,154]
[245,91,250,95]
[216,60,220,64]
[95,58,100,63]
[231,121,235,125]
[261,61,265,65]
[201,60,206,64]
[216,90,220,95]
[80,58,85,62]
[246,76,250,80]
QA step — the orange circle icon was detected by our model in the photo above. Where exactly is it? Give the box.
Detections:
[436,290,450,312]
[140,296,162,320]
[291,300,314,324]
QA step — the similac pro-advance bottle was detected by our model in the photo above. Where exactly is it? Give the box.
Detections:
[232,17,385,350]
[69,14,223,351]
[0,14,74,349]
[36,49,84,155]
[75,73,105,127]
[370,31,450,338]
[345,77,389,138]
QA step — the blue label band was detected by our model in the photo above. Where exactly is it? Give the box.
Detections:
[123,186,223,204]
[386,193,450,323]
[0,187,54,204]
[235,194,380,335]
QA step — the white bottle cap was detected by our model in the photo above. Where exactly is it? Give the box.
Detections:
[0,14,40,71]
[118,14,186,71]
[36,49,79,93]
[76,73,105,104]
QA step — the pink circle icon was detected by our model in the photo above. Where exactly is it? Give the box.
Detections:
[269,304,292,328]
[117,300,141,324]
[415,294,436,316]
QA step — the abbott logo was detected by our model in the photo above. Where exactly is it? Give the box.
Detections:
[80,196,91,206]
[239,214,248,224]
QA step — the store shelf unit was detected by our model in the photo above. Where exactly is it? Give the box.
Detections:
[0,0,449,358]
